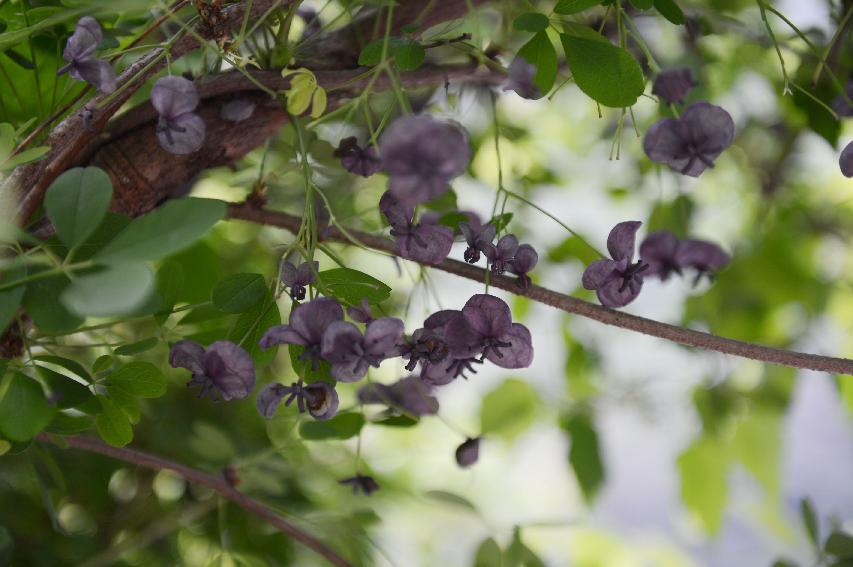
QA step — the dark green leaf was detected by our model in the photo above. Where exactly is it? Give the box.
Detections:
[105,384,141,423]
[35,366,92,409]
[489,212,514,234]
[94,198,226,264]
[826,532,853,558]
[227,294,281,367]
[393,39,425,71]
[0,266,26,331]
[562,412,605,503]
[554,0,602,15]
[437,212,470,231]
[299,412,365,440]
[373,414,418,427]
[317,268,392,305]
[212,273,267,313]
[106,361,166,398]
[61,263,155,317]
[45,413,92,435]
[474,537,503,567]
[654,0,685,24]
[629,0,654,9]
[513,13,549,33]
[44,166,113,247]
[33,355,91,383]
[22,273,83,334]
[114,337,159,356]
[0,373,56,442]
[95,396,133,447]
[547,236,600,265]
[358,37,405,66]
[801,498,819,549]
[92,355,114,374]
[560,32,645,107]
[517,31,558,95]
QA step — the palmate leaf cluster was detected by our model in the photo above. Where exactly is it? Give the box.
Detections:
[0,0,852,565]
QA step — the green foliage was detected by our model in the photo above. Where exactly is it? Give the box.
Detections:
[22,273,83,334]
[358,37,425,70]
[653,0,685,25]
[317,268,392,305]
[106,362,166,398]
[95,396,133,447]
[554,0,602,15]
[0,267,26,331]
[61,263,155,317]
[562,412,605,503]
[517,31,558,96]
[34,366,92,410]
[227,292,281,366]
[800,498,820,550]
[0,373,56,442]
[474,537,503,567]
[677,436,730,534]
[212,273,267,313]
[513,13,550,33]
[480,378,540,440]
[560,32,645,108]
[44,167,113,248]
[299,412,365,440]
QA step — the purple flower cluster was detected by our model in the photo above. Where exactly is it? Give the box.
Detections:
[652,68,696,105]
[460,220,539,289]
[59,17,117,94]
[334,137,381,177]
[152,76,207,155]
[281,260,317,301]
[582,222,730,308]
[169,340,256,401]
[380,191,454,265]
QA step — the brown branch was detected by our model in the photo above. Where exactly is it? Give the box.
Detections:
[226,204,853,376]
[37,433,355,567]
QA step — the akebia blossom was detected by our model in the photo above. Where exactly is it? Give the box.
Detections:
[840,141,853,178]
[339,475,379,496]
[640,230,730,283]
[582,221,648,308]
[380,191,453,264]
[169,340,255,401]
[334,137,381,177]
[460,221,496,264]
[510,244,538,289]
[483,234,519,274]
[259,297,343,371]
[455,437,481,468]
[379,115,471,208]
[444,294,534,369]
[256,380,339,420]
[321,317,405,382]
[347,298,373,324]
[676,238,731,283]
[357,377,439,417]
[503,58,541,100]
[151,76,206,155]
[281,260,317,301]
[643,102,735,177]
[652,68,696,105]
[400,328,449,372]
[58,17,117,94]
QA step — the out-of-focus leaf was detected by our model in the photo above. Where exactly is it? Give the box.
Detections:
[554,0,601,15]
[44,166,113,247]
[34,366,91,409]
[114,337,159,356]
[61,264,155,317]
[513,13,549,33]
[0,373,56,442]
[299,412,364,440]
[677,436,729,534]
[480,378,539,440]
[654,0,685,24]
[212,273,267,313]
[474,537,503,567]
[0,266,26,331]
[801,498,820,549]
[825,532,853,558]
[22,272,83,334]
[95,396,133,447]
[561,412,605,503]
[425,490,478,513]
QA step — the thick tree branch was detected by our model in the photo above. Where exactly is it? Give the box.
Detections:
[226,204,853,376]
[37,433,355,567]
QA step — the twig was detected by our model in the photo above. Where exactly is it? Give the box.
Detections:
[37,433,355,567]
[226,203,853,376]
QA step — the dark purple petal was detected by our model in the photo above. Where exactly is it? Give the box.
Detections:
[424,310,460,332]
[321,320,368,382]
[290,297,344,345]
[358,377,438,416]
[257,383,290,418]
[72,58,116,94]
[597,277,643,308]
[280,261,298,287]
[169,340,206,375]
[840,141,853,178]
[63,17,102,63]
[387,173,451,209]
[347,299,373,324]
[151,76,199,119]
[503,58,541,100]
[156,113,206,155]
[396,224,453,264]
[363,317,405,357]
[295,261,318,286]
[379,190,413,230]
[455,438,480,467]
[582,258,623,290]
[683,102,735,153]
[443,315,485,359]
[420,359,458,386]
[643,118,690,170]
[259,324,306,349]
[639,230,681,280]
[462,294,512,338]
[304,381,339,420]
[511,244,538,275]
[675,239,731,272]
[489,323,533,368]
[334,137,381,177]
[204,341,256,401]
[607,221,641,262]
[220,98,256,122]
[652,68,696,104]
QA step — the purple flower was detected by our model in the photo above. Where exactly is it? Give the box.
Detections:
[400,328,450,372]
[840,141,853,178]
[358,377,439,417]
[643,102,735,177]
[380,191,453,264]
[220,98,256,122]
[58,17,116,94]
[460,221,496,264]
[297,6,322,38]
[503,58,541,100]
[259,297,343,371]
[675,238,731,283]
[652,68,696,105]
[455,438,480,468]
[169,340,256,401]
[510,244,538,289]
[639,230,682,281]
[582,221,649,308]
[334,137,381,177]
[321,317,405,382]
[151,76,206,155]
[444,294,534,369]
[379,115,471,208]
[347,299,374,324]
[483,234,519,275]
[257,380,339,420]
[281,260,317,301]
[416,310,483,383]
[339,475,379,496]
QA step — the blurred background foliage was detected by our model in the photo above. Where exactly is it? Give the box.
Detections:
[0,0,852,565]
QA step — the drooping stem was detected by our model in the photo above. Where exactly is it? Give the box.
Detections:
[36,433,355,567]
[226,203,853,376]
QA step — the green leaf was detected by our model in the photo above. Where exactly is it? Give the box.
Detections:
[61,264,155,318]
[227,293,281,367]
[393,39,425,71]
[114,337,159,356]
[424,490,478,513]
[801,498,820,549]
[299,412,365,440]
[34,366,92,409]
[0,266,26,331]
[92,355,114,374]
[106,384,141,423]
[653,0,685,25]
[480,378,539,440]
[505,527,546,567]
[107,362,166,398]
[45,413,93,435]
[0,373,56,441]
[474,537,503,567]
[212,273,267,313]
[826,532,853,558]
[94,198,226,264]
[562,412,605,503]
[0,145,48,172]
[513,13,549,33]
[560,32,645,108]
[95,396,133,447]
[33,355,91,383]
[547,236,600,265]
[317,268,392,305]
[554,0,602,15]
[22,273,83,334]
[44,166,113,247]
[629,0,654,9]
[517,31,558,95]
[677,436,729,534]
[732,410,781,496]
[489,212,514,234]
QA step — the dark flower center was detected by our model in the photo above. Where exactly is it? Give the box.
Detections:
[464,246,481,264]
[481,337,513,361]
[289,284,307,301]
[619,261,649,292]
[404,334,449,370]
